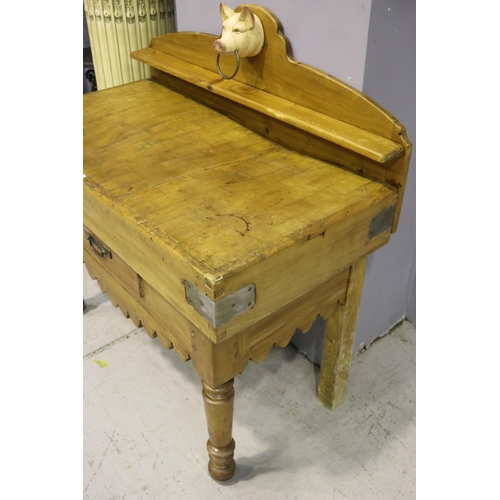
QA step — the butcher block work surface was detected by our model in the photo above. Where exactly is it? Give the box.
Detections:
[84,79,395,343]
[84,80,394,270]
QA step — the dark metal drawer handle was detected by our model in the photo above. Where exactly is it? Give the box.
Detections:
[86,232,112,259]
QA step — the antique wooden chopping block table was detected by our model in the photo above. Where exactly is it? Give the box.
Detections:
[83,5,411,482]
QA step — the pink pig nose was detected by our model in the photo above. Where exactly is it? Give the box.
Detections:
[213,40,226,52]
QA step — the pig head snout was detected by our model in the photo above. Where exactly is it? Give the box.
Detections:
[213,40,226,53]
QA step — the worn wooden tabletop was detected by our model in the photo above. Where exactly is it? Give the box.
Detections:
[84,79,394,276]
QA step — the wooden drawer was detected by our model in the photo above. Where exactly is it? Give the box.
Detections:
[83,227,192,360]
[83,224,350,370]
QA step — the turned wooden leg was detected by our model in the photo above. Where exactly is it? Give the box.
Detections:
[202,379,236,481]
[318,257,367,410]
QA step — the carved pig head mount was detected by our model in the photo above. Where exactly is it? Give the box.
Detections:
[213,2,265,79]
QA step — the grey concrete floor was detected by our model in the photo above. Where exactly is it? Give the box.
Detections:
[83,265,416,499]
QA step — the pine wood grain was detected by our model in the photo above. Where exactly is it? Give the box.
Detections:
[84,79,395,343]
[130,4,412,229]
[202,380,236,481]
[317,257,367,410]
[134,46,404,164]
[84,234,192,361]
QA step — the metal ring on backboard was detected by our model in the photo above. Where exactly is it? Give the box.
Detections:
[216,50,240,80]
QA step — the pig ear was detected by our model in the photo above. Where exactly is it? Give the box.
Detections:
[239,6,255,28]
[220,2,235,21]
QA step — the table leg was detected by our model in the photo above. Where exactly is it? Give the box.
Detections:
[317,257,367,410]
[202,378,236,481]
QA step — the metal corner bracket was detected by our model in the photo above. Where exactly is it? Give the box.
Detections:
[368,205,396,239]
[184,281,256,328]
